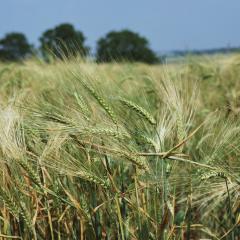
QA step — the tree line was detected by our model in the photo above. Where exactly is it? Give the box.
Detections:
[0,23,160,64]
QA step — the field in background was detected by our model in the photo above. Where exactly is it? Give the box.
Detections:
[0,54,239,239]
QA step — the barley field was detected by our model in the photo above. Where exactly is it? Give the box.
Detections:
[0,54,239,239]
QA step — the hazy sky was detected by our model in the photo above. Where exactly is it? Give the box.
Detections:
[0,0,239,52]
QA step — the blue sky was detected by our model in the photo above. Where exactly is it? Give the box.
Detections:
[0,0,239,52]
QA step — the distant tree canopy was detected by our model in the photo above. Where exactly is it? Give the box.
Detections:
[0,33,32,61]
[96,30,159,63]
[0,25,161,64]
[39,23,89,59]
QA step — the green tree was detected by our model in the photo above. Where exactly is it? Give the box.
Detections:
[96,30,159,63]
[0,33,32,61]
[39,23,89,59]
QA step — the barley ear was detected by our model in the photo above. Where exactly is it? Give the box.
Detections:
[119,98,156,125]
